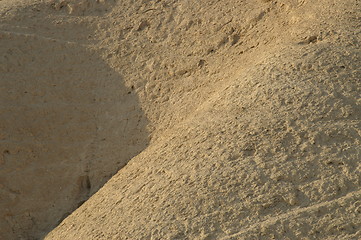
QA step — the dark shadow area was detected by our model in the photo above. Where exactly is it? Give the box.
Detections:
[0,28,149,239]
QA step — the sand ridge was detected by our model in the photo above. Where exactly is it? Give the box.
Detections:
[0,0,360,239]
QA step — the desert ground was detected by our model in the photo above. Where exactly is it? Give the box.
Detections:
[0,0,360,239]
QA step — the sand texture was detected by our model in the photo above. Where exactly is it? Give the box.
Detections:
[0,0,360,239]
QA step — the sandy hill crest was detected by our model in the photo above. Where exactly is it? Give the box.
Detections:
[0,0,360,239]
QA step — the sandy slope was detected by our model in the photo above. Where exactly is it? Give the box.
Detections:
[1,0,360,239]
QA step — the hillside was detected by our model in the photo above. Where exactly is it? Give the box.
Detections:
[0,0,360,239]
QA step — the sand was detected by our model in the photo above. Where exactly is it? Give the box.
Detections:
[0,0,360,239]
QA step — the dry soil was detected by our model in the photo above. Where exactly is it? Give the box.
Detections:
[0,0,360,239]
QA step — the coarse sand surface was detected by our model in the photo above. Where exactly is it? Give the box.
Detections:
[0,0,360,239]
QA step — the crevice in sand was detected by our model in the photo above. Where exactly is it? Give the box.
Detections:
[0,24,150,239]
